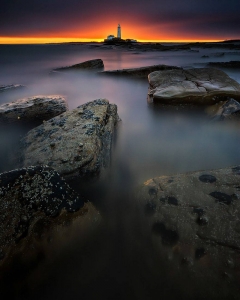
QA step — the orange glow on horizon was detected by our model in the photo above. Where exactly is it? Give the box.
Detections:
[0,36,222,44]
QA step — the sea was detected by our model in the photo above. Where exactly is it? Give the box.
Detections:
[0,43,240,299]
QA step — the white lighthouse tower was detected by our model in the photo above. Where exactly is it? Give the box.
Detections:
[117,24,121,39]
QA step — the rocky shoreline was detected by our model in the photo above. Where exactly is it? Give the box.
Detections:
[1,53,240,298]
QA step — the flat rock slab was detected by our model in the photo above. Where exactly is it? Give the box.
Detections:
[0,95,68,125]
[136,166,240,298]
[99,64,181,79]
[0,165,84,255]
[54,59,104,71]
[19,99,119,179]
[208,61,240,68]
[148,68,240,104]
[0,84,24,93]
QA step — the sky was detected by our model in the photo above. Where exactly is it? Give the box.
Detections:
[0,0,240,43]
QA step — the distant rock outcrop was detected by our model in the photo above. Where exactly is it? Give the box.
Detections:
[208,61,240,69]
[99,64,181,79]
[136,165,240,299]
[148,68,240,104]
[19,99,119,179]
[54,59,104,71]
[0,84,24,93]
[0,95,68,125]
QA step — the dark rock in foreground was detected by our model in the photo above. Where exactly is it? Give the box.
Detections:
[19,99,119,179]
[211,98,240,121]
[99,64,181,79]
[136,166,240,299]
[54,59,104,71]
[208,61,240,69]
[148,68,240,104]
[0,84,24,93]
[0,95,68,125]
[0,166,84,253]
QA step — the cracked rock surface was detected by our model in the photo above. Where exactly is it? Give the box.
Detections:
[0,165,85,256]
[211,98,240,121]
[148,68,240,104]
[99,64,181,78]
[136,166,240,298]
[19,99,119,179]
[0,95,68,124]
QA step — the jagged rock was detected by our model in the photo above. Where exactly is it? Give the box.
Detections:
[0,95,68,125]
[208,61,240,69]
[0,165,85,253]
[0,84,24,93]
[136,166,240,298]
[99,64,181,79]
[211,98,240,120]
[54,59,104,71]
[19,99,119,179]
[148,68,240,104]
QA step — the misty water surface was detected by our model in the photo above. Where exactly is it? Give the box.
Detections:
[0,44,240,299]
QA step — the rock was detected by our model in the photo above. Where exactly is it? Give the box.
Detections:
[0,84,24,93]
[148,68,240,104]
[19,99,119,179]
[54,59,104,71]
[136,165,240,298]
[99,64,181,79]
[208,61,240,69]
[0,95,68,125]
[0,165,84,252]
[211,98,240,120]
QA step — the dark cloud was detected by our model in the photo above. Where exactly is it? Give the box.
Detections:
[0,0,239,38]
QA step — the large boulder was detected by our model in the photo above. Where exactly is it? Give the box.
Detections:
[0,165,85,256]
[0,95,68,125]
[148,68,240,104]
[54,59,104,71]
[19,99,119,179]
[0,84,24,93]
[136,166,240,299]
[99,64,181,79]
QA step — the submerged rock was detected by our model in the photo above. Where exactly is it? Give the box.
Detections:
[148,68,240,104]
[136,166,240,298]
[99,64,181,79]
[211,98,240,121]
[0,95,68,125]
[54,59,104,71]
[0,166,84,252]
[208,61,240,69]
[0,84,24,93]
[19,99,119,179]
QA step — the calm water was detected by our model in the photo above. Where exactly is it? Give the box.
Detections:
[0,44,240,299]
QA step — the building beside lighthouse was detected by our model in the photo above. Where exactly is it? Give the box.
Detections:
[104,24,137,43]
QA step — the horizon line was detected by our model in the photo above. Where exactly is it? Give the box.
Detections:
[0,37,226,44]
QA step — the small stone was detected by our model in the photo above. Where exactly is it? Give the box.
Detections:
[199,174,217,183]
[50,142,55,147]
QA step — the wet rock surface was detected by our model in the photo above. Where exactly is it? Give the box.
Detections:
[0,165,85,255]
[0,84,24,93]
[208,61,240,69]
[211,98,240,121]
[136,166,240,298]
[19,99,119,179]
[54,58,104,71]
[0,95,68,125]
[148,68,240,104]
[99,64,181,78]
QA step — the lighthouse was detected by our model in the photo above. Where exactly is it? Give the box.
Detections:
[117,24,121,39]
